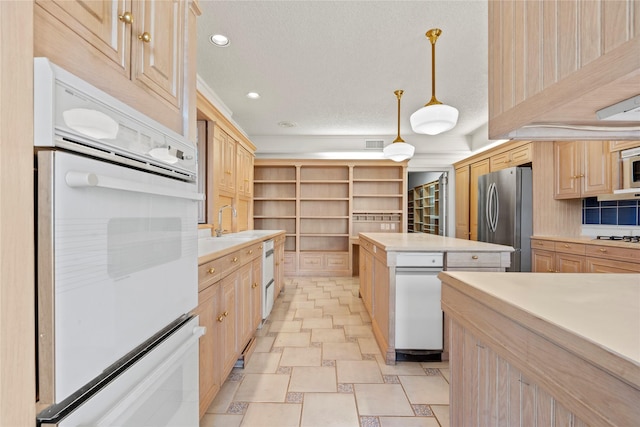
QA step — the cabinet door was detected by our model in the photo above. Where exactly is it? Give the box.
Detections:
[132,0,184,107]
[532,249,555,272]
[555,253,585,273]
[586,258,640,273]
[220,274,238,377]
[274,238,285,295]
[455,166,470,239]
[489,152,510,171]
[582,141,611,196]
[193,284,221,417]
[359,246,373,315]
[237,263,253,349]
[469,160,490,241]
[554,141,582,199]
[372,256,389,344]
[251,257,262,331]
[237,145,253,197]
[35,0,130,77]
[222,132,237,193]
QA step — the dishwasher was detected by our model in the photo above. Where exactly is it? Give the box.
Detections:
[395,252,444,353]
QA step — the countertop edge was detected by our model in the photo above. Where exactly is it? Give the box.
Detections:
[438,271,640,390]
[360,232,515,253]
[198,230,285,264]
[532,235,640,249]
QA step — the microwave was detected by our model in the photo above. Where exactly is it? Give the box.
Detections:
[621,149,640,189]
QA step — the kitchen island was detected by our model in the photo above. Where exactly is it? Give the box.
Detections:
[358,232,514,364]
[440,271,640,426]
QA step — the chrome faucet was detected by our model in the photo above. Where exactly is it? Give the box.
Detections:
[215,205,237,237]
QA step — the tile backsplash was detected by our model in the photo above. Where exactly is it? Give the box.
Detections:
[582,197,640,226]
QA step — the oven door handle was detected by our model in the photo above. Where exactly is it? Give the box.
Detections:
[65,171,205,201]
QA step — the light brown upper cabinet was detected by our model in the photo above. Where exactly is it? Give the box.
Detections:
[469,160,490,241]
[489,144,532,171]
[35,0,194,136]
[554,141,611,199]
[454,166,470,240]
[488,0,640,140]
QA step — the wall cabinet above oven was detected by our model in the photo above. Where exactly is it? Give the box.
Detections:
[34,0,200,138]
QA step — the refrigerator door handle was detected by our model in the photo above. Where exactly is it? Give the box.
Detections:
[485,183,493,230]
[491,183,499,232]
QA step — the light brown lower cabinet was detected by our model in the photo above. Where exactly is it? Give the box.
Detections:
[531,238,640,273]
[195,239,268,418]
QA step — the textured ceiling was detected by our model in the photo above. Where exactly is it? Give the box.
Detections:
[196,1,493,163]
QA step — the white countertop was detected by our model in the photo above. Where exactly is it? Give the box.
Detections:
[198,230,285,263]
[359,232,515,253]
[439,271,640,386]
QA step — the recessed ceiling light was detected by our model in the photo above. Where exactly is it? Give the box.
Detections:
[209,34,230,47]
[278,121,296,128]
[246,92,260,99]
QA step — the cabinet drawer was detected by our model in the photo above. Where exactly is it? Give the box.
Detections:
[299,253,324,270]
[586,257,640,273]
[585,245,640,263]
[554,241,586,255]
[326,253,349,269]
[531,239,554,251]
[446,252,503,268]
[241,242,263,264]
[198,259,223,291]
[510,144,532,166]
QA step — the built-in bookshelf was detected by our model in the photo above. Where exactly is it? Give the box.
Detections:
[410,179,440,235]
[254,160,407,276]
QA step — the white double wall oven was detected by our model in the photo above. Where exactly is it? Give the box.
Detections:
[34,58,204,426]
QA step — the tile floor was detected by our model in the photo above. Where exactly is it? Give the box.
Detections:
[200,276,450,427]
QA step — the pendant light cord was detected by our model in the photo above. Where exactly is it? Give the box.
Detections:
[393,90,405,143]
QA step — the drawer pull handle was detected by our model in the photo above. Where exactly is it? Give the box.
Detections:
[564,244,570,248]
[252,282,258,288]
[599,248,607,253]
[217,315,224,322]
[472,255,478,260]
[208,267,215,274]
[223,311,229,317]
[232,257,238,262]
[259,245,263,249]
[118,11,133,24]
[247,249,253,255]
[138,31,151,43]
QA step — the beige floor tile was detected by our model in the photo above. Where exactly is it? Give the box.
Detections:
[321,305,352,316]
[234,374,290,402]
[322,342,362,360]
[330,290,354,298]
[399,375,450,404]
[313,297,340,306]
[241,403,302,427]
[205,380,240,413]
[253,335,275,353]
[354,384,414,416]
[440,368,450,383]
[273,332,311,348]
[288,300,315,310]
[242,352,282,374]
[344,325,374,338]
[294,308,323,318]
[268,309,295,321]
[336,360,383,384]
[421,361,449,369]
[431,405,450,427]
[289,366,337,392]
[268,320,302,333]
[279,347,322,366]
[311,328,345,343]
[199,413,243,427]
[300,392,359,427]
[301,317,333,329]
[359,310,372,323]
[305,292,332,301]
[375,355,427,376]
[333,314,364,326]
[358,337,382,355]
[379,417,441,427]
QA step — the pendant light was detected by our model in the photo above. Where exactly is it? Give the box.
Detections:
[383,90,415,162]
[410,28,459,135]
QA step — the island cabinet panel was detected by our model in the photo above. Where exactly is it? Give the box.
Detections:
[442,273,640,427]
[455,166,470,239]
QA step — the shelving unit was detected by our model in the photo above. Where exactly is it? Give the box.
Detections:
[407,190,414,232]
[409,179,440,235]
[254,160,407,276]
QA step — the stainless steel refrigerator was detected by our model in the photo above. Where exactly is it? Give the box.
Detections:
[477,167,533,272]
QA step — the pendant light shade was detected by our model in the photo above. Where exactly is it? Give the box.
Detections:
[383,90,415,162]
[410,28,458,135]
